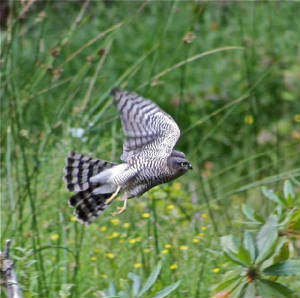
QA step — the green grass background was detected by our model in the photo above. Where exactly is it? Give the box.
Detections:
[1,1,299,297]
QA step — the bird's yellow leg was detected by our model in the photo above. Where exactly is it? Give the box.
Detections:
[112,198,128,216]
[104,186,121,205]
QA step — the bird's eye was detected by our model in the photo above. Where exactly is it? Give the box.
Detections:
[180,162,186,167]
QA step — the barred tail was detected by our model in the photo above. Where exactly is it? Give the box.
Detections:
[63,152,117,224]
[68,190,112,225]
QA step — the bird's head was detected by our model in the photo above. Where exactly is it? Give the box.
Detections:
[168,156,193,173]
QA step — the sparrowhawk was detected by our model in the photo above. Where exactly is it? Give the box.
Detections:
[64,88,192,224]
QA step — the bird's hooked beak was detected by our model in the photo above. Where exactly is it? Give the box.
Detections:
[188,163,193,170]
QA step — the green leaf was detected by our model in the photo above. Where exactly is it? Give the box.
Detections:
[236,246,252,266]
[220,235,250,266]
[283,180,294,201]
[261,187,282,204]
[242,204,263,223]
[224,251,247,267]
[263,260,300,276]
[220,235,239,254]
[212,277,243,297]
[105,282,117,297]
[137,262,162,297]
[243,230,256,262]
[242,282,256,298]
[257,279,297,298]
[211,270,241,294]
[152,280,180,298]
[255,214,278,264]
[128,272,141,297]
[230,280,247,298]
[271,238,290,264]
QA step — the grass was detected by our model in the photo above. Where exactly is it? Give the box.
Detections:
[1,1,299,297]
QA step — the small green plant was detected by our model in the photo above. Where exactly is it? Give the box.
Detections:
[242,180,300,238]
[212,181,300,298]
[103,263,180,298]
[101,262,180,298]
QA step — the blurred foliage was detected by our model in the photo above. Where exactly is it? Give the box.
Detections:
[1,1,299,297]
[212,180,300,298]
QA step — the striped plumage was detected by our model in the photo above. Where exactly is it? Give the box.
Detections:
[64,152,117,224]
[64,88,192,224]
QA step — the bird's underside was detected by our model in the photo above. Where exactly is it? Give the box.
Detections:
[63,88,192,224]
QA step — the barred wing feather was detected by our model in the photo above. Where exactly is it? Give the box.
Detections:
[112,89,180,163]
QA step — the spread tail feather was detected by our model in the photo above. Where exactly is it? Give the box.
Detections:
[64,151,116,192]
[69,189,112,225]
[63,152,118,224]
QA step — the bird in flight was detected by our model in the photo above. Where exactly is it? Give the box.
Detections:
[64,88,192,224]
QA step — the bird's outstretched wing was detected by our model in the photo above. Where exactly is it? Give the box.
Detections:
[112,88,180,163]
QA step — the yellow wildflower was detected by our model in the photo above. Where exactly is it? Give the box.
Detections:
[134,263,142,268]
[162,249,168,254]
[212,268,220,273]
[201,213,207,219]
[123,223,131,228]
[244,115,254,125]
[112,232,120,238]
[110,219,120,225]
[93,248,101,254]
[167,204,175,210]
[90,256,97,262]
[70,216,77,222]
[192,238,200,243]
[201,226,207,231]
[198,233,205,237]
[129,239,136,244]
[51,234,59,241]
[144,248,151,253]
[100,226,107,232]
[105,253,115,259]
[164,244,172,249]
[179,245,188,251]
[101,274,108,279]
[173,182,182,190]
[142,213,150,218]
[169,264,178,270]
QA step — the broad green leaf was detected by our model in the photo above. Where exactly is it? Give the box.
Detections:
[230,280,247,298]
[220,235,239,254]
[213,277,243,297]
[271,237,289,264]
[211,270,241,294]
[255,214,278,264]
[242,282,256,298]
[278,207,297,227]
[243,230,256,262]
[257,279,297,298]
[224,251,247,267]
[283,180,294,201]
[105,282,117,297]
[263,260,300,276]
[261,187,282,204]
[128,272,141,297]
[137,262,162,297]
[152,280,180,298]
[242,204,263,223]
[236,246,252,266]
